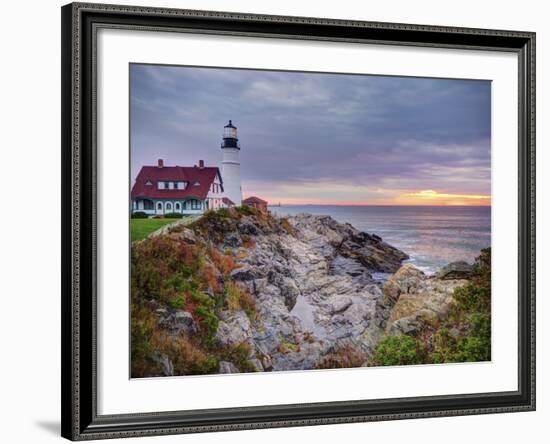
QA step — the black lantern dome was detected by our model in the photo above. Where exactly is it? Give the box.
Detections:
[222,120,240,149]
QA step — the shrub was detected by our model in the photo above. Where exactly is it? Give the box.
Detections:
[453,282,490,315]
[279,217,295,236]
[371,335,425,366]
[235,205,258,216]
[277,338,300,353]
[216,208,231,218]
[218,343,258,373]
[132,211,148,219]
[130,303,165,377]
[430,313,491,363]
[225,281,241,311]
[194,306,219,346]
[163,212,183,219]
[201,263,222,293]
[190,288,213,307]
[224,281,256,318]
[315,344,366,369]
[168,295,186,309]
[152,333,219,376]
[209,248,237,275]
[455,335,490,362]
[131,304,155,362]
[131,237,198,303]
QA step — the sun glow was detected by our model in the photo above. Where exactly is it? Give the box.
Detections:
[405,189,491,200]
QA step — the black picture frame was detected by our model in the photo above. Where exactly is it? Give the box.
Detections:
[61,2,536,440]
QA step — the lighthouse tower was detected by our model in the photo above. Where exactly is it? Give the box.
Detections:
[221,120,242,206]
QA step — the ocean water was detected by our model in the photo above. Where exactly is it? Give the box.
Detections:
[271,205,491,275]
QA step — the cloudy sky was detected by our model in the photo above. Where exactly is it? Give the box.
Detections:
[130,64,491,206]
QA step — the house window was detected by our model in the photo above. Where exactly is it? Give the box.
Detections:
[166,202,172,212]
[173,182,179,189]
[157,202,162,210]
[143,199,154,210]
[164,182,169,189]
[190,199,201,210]
[145,180,153,186]
[175,202,181,211]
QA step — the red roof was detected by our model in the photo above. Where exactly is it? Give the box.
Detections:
[243,196,267,204]
[131,164,222,200]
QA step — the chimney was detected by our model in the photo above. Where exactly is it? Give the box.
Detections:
[198,160,204,169]
[158,159,164,168]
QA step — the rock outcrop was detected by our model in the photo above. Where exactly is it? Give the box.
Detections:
[435,261,474,280]
[215,213,410,370]
[383,264,468,336]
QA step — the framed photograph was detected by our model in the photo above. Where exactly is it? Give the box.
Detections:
[61,2,536,440]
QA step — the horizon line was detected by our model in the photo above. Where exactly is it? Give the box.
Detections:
[266,203,491,207]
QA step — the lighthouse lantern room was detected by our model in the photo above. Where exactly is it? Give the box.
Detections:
[222,120,239,147]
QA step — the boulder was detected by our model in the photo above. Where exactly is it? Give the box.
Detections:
[230,265,266,282]
[215,310,252,347]
[385,264,469,335]
[387,316,425,336]
[150,352,174,376]
[383,264,425,306]
[261,355,273,370]
[435,261,474,280]
[223,233,242,248]
[289,214,408,273]
[157,310,197,336]
[247,358,264,372]
[329,296,353,314]
[166,227,197,244]
[219,361,240,374]
[237,219,260,236]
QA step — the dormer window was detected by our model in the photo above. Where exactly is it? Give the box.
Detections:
[194,181,200,186]
[156,180,187,190]
[145,180,153,186]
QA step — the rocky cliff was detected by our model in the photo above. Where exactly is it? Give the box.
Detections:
[131,207,486,377]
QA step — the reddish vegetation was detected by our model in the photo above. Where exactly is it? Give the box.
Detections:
[131,207,273,377]
[209,248,238,276]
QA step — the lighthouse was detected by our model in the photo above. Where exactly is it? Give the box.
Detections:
[221,120,242,206]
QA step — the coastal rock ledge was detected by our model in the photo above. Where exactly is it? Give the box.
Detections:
[132,208,480,376]
[227,213,410,371]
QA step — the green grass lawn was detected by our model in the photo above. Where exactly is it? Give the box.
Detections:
[131,218,180,242]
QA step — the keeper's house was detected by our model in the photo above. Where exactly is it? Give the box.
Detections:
[131,159,227,216]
